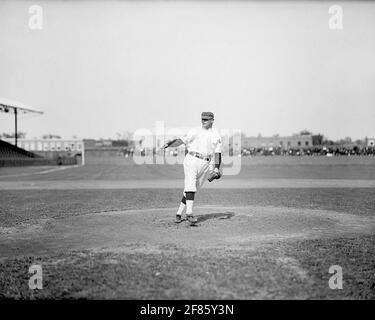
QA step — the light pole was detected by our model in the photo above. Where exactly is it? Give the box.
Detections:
[14,108,18,147]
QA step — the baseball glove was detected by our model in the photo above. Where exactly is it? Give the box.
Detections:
[208,170,222,182]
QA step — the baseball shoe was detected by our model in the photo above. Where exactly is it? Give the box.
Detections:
[187,214,198,226]
[175,214,183,224]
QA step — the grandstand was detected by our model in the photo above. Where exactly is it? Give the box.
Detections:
[2,138,84,166]
[0,139,56,167]
[0,98,79,167]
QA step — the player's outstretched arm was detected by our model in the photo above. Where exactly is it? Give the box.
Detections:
[162,138,184,149]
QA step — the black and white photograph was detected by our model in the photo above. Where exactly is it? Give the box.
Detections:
[0,0,374,307]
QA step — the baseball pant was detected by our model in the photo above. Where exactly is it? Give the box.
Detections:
[183,153,213,192]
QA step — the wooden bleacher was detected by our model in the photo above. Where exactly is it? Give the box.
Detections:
[0,139,55,166]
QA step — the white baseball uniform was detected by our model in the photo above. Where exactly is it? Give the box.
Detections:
[180,126,222,192]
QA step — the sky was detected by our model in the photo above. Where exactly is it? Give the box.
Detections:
[0,0,374,141]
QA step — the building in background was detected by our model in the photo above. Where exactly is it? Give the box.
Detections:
[82,139,134,165]
[242,133,314,150]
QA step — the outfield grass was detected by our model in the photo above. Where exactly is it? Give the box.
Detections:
[1,156,375,181]
[1,236,374,299]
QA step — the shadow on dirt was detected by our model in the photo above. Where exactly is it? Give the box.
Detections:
[197,211,235,223]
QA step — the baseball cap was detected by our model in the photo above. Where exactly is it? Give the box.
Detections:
[201,112,214,120]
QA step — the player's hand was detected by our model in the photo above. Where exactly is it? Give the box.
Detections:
[157,145,166,154]
[158,144,169,153]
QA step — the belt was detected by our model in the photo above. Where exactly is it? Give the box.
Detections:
[188,151,211,161]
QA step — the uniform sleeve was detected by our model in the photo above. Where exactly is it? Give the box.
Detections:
[214,133,222,153]
[180,128,196,145]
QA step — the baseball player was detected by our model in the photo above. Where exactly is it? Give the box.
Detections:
[162,112,222,226]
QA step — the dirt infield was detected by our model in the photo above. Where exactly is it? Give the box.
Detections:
[2,178,375,190]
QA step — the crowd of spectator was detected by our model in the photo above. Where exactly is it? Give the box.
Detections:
[240,146,375,156]
[119,145,375,157]
[117,147,135,157]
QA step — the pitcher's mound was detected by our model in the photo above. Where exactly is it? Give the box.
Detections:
[1,206,374,257]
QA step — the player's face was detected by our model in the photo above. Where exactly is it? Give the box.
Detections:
[201,119,213,129]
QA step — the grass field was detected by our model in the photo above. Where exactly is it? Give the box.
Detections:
[0,156,374,299]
